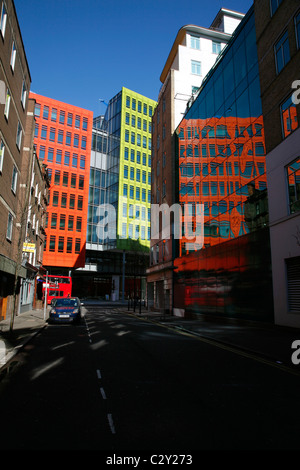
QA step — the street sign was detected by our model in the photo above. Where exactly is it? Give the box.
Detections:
[23,242,35,253]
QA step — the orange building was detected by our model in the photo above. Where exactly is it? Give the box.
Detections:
[30,93,93,270]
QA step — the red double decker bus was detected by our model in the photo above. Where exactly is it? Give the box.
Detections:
[43,275,72,304]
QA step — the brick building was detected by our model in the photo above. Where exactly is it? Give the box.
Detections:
[255,0,300,327]
[20,97,49,312]
[0,0,32,321]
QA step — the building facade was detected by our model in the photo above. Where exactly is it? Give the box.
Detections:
[31,93,93,273]
[147,9,243,313]
[255,0,300,327]
[172,6,273,322]
[0,0,32,321]
[20,97,49,313]
[74,87,156,301]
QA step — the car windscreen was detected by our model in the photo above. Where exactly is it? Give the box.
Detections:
[55,299,78,307]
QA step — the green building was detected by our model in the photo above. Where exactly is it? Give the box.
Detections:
[105,87,156,252]
[74,87,156,301]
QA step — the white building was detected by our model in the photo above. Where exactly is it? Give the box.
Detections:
[160,8,244,130]
[266,126,300,328]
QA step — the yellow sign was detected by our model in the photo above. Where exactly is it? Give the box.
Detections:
[23,242,35,253]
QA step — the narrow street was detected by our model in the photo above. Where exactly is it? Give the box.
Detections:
[1,304,300,454]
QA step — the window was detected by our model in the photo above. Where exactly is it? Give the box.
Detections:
[4,88,10,119]
[67,113,73,126]
[82,118,88,130]
[64,152,70,166]
[63,172,68,186]
[49,127,55,141]
[66,132,71,145]
[286,157,300,214]
[69,194,75,209]
[0,139,4,172]
[191,35,200,49]
[54,170,60,185]
[6,212,13,241]
[281,94,298,138]
[34,104,40,117]
[61,193,67,208]
[49,236,56,252]
[76,217,82,232]
[43,106,49,119]
[59,111,65,124]
[58,237,64,252]
[67,238,72,253]
[51,108,57,121]
[21,81,27,108]
[68,216,74,231]
[0,3,7,38]
[72,153,78,168]
[57,129,64,144]
[41,125,47,139]
[80,155,85,169]
[75,238,81,254]
[51,213,57,229]
[286,256,300,312]
[270,0,282,16]
[53,191,59,206]
[56,150,62,164]
[75,115,80,128]
[77,195,83,210]
[60,214,65,230]
[275,30,290,74]
[191,60,201,75]
[11,166,17,194]
[212,41,221,54]
[10,42,16,71]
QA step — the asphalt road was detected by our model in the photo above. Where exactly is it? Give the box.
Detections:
[1,304,300,455]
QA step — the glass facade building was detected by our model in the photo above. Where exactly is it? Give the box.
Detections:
[173,7,273,321]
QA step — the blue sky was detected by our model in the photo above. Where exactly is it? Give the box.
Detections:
[14,0,253,116]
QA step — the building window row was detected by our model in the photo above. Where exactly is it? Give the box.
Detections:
[47,235,81,254]
[125,96,153,117]
[124,129,152,149]
[34,103,88,130]
[124,147,151,166]
[123,184,151,202]
[125,113,151,132]
[121,223,150,241]
[122,203,151,222]
[36,124,87,149]
[48,213,82,232]
[190,34,221,55]
[50,191,83,210]
[123,164,150,183]
[38,145,86,169]
[47,169,85,190]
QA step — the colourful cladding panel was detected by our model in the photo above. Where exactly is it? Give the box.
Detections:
[31,93,93,268]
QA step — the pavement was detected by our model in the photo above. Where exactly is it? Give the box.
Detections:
[1,301,300,375]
